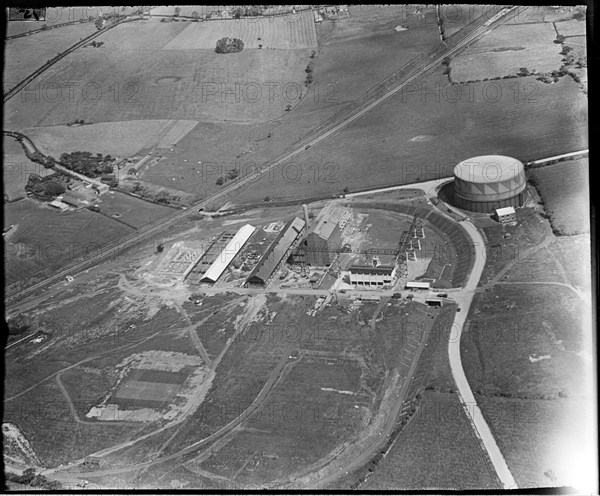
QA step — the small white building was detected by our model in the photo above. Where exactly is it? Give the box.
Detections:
[495,206,516,224]
[49,200,70,211]
[405,280,431,290]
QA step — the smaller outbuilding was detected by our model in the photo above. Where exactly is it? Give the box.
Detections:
[495,206,516,224]
[405,281,431,290]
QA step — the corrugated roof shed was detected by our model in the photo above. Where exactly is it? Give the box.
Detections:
[246,217,305,285]
[310,203,346,241]
[406,280,431,289]
[200,224,255,283]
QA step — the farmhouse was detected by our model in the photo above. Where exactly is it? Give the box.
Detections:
[300,203,352,267]
[200,224,256,283]
[495,206,517,224]
[246,217,306,287]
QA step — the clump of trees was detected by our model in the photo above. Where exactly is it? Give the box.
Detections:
[25,173,67,199]
[59,151,115,178]
[215,37,244,54]
[215,169,239,186]
[232,6,263,18]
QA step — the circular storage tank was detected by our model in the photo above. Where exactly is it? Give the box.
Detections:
[453,155,526,213]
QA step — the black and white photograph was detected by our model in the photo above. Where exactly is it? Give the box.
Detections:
[3,3,595,491]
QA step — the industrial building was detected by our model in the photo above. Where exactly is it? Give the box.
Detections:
[199,224,255,283]
[349,264,396,287]
[301,203,352,267]
[453,155,527,213]
[246,217,306,287]
[495,206,516,224]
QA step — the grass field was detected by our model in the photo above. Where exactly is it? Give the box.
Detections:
[196,356,369,484]
[162,13,317,50]
[4,18,313,129]
[315,5,440,103]
[450,23,562,82]
[363,392,499,489]
[442,5,496,38]
[479,396,594,488]
[531,158,590,235]
[5,6,442,202]
[3,136,54,200]
[463,285,588,397]
[547,235,591,290]
[232,69,587,205]
[6,7,139,36]
[25,120,198,158]
[4,199,135,286]
[95,191,176,229]
[554,18,586,37]
[478,207,550,286]
[462,225,594,489]
[4,22,96,91]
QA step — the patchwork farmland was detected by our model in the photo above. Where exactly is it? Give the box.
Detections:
[554,18,586,38]
[4,199,135,286]
[25,120,199,158]
[162,13,317,50]
[232,69,587,205]
[4,22,96,91]
[450,23,562,82]
[4,17,315,129]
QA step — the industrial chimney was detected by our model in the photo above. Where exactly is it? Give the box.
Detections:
[302,204,310,226]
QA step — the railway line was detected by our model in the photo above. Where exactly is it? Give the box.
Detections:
[4,6,515,309]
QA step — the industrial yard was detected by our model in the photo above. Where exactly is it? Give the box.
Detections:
[3,4,593,493]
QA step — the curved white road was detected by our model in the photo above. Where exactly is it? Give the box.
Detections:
[446,216,518,489]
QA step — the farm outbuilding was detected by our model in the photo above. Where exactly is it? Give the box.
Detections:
[200,224,256,283]
[406,281,431,290]
[246,217,306,287]
[453,155,527,213]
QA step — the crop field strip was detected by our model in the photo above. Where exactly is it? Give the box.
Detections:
[4,22,96,91]
[5,18,312,128]
[162,11,317,50]
[450,22,562,82]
